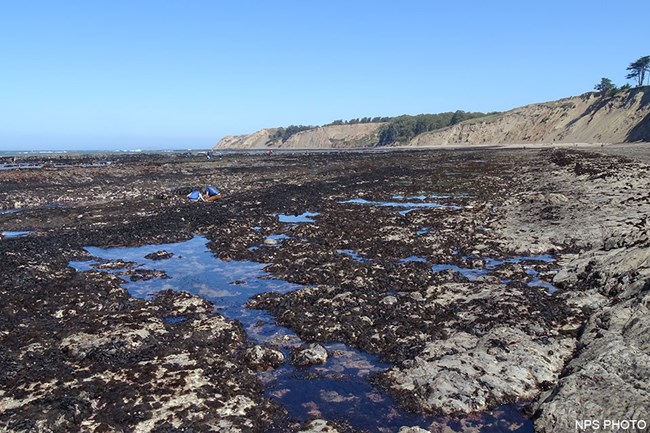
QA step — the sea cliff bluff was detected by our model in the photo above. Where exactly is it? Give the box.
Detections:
[215,87,650,149]
[412,88,650,146]
[216,123,384,150]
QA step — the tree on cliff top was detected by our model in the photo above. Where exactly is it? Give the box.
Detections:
[626,56,650,87]
[594,77,617,96]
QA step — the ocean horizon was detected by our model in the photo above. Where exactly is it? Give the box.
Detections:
[0,148,216,157]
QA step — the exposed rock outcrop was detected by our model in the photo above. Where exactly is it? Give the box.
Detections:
[492,149,650,432]
[292,343,328,367]
[2,148,649,432]
[243,344,285,370]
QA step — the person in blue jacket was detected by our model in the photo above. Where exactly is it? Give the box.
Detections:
[203,185,222,202]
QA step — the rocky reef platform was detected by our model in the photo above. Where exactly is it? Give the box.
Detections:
[1,146,648,432]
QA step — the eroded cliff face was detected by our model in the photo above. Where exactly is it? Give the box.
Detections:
[215,123,384,149]
[283,123,384,148]
[411,88,650,146]
[215,88,650,149]
[217,128,277,149]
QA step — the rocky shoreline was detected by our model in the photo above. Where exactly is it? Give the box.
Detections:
[1,147,648,432]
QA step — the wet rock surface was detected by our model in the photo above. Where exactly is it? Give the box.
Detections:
[144,250,175,260]
[244,344,286,371]
[297,419,343,433]
[498,150,650,433]
[1,148,649,432]
[292,343,329,367]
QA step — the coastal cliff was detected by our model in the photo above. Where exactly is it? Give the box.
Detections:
[411,87,650,146]
[216,123,384,150]
[215,87,650,149]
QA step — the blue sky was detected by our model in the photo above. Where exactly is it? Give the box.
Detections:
[1,1,648,150]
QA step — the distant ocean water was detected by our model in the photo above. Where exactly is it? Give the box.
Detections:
[0,149,214,157]
[0,147,400,158]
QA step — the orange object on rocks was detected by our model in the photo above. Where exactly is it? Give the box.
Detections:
[204,192,221,202]
[204,185,221,202]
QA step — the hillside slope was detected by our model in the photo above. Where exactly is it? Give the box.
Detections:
[216,123,384,149]
[216,128,278,149]
[215,87,650,149]
[410,87,650,146]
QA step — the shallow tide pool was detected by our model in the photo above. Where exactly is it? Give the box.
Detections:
[1,230,33,239]
[339,198,462,216]
[278,212,320,223]
[0,163,43,170]
[70,235,533,432]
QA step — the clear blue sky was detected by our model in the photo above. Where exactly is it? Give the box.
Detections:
[1,0,648,151]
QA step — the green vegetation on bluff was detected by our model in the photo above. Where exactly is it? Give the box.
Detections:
[377,111,497,145]
[269,125,315,142]
[269,111,497,144]
[270,118,391,143]
[326,117,392,125]
[594,55,649,96]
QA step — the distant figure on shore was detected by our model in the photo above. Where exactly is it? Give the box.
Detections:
[267,149,273,156]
